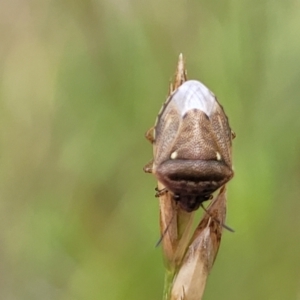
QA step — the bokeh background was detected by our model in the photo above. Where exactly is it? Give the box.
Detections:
[1,0,300,299]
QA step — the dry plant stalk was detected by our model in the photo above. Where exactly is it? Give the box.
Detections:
[170,186,227,300]
[144,54,234,300]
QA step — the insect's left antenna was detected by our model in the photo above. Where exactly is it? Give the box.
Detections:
[200,204,235,233]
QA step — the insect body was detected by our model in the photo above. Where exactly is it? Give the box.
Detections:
[145,80,234,212]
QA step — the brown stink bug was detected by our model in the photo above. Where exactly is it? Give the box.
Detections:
[144,80,234,212]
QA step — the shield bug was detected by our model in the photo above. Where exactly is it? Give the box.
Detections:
[144,80,234,212]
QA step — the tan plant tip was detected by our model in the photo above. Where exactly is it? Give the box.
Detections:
[174,53,187,90]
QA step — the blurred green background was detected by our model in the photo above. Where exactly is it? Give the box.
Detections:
[1,0,300,299]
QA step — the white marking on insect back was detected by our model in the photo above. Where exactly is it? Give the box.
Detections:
[170,151,178,159]
[216,152,222,161]
[171,80,217,117]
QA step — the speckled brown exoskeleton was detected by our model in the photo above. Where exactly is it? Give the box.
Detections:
[144,80,234,212]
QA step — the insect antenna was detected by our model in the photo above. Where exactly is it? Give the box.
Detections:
[200,204,235,233]
[155,212,176,247]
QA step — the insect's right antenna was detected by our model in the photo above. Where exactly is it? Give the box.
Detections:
[155,212,175,247]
